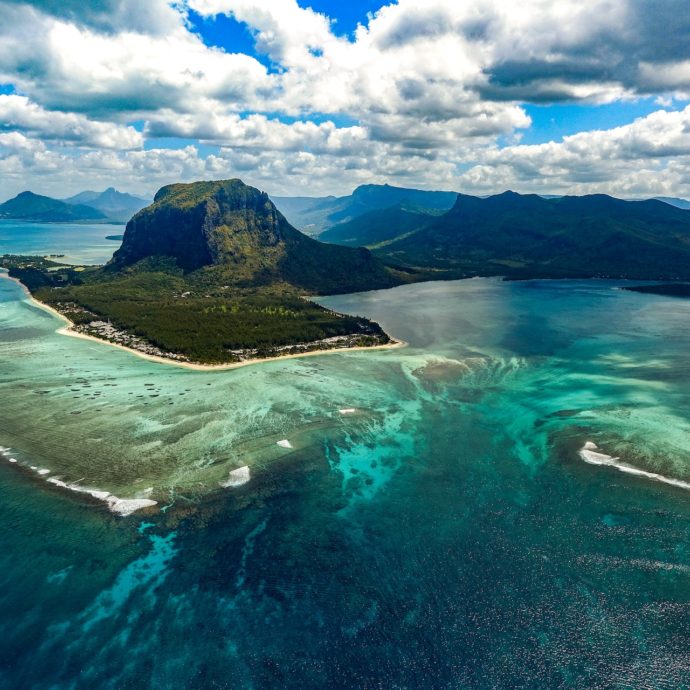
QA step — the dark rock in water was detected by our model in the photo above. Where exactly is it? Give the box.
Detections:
[623,283,690,298]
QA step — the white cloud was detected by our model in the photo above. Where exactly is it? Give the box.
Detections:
[0,3,273,116]
[0,95,142,148]
[4,104,690,203]
[458,105,690,197]
[0,0,690,199]
[188,0,336,67]
[144,111,369,154]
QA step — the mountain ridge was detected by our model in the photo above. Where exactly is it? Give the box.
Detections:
[0,191,106,222]
[272,183,458,236]
[111,179,402,294]
[64,187,149,221]
[370,190,690,280]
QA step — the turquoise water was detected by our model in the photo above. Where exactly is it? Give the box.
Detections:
[0,220,123,264]
[1,272,690,687]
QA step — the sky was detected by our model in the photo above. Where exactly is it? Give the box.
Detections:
[1,0,690,201]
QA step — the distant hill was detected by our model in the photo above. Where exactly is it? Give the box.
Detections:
[654,197,690,210]
[0,191,105,222]
[64,187,149,222]
[269,195,335,226]
[372,191,690,280]
[272,184,458,236]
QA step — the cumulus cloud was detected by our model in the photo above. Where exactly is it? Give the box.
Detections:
[145,112,369,154]
[1,0,184,34]
[0,95,142,148]
[0,2,273,116]
[458,105,690,197]
[0,0,690,199]
[188,0,336,67]
[4,104,690,203]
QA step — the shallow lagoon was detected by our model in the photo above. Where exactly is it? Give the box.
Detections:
[1,271,690,688]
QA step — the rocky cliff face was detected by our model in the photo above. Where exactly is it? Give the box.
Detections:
[111,179,401,294]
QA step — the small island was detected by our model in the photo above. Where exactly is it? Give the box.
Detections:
[1,179,411,366]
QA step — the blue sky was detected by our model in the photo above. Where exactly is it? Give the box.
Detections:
[0,0,689,200]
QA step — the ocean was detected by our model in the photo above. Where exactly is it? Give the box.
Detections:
[0,227,689,688]
[0,220,123,264]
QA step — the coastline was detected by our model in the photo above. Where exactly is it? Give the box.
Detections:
[2,270,405,371]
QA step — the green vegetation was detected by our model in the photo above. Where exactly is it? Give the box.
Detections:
[370,191,690,281]
[2,255,389,363]
[0,178,403,364]
[273,183,457,236]
[320,204,441,248]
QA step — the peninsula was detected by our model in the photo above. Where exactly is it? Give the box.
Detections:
[1,179,410,365]
[6,179,690,367]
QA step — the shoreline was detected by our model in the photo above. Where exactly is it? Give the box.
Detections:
[2,270,406,371]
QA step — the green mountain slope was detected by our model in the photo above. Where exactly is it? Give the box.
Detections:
[320,205,438,247]
[375,191,690,280]
[0,191,105,222]
[273,184,457,236]
[110,179,401,294]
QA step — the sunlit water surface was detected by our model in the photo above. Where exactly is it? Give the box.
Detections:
[0,220,123,264]
[1,252,689,687]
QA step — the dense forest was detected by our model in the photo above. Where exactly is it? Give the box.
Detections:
[1,256,390,365]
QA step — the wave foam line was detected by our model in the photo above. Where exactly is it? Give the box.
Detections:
[45,477,157,516]
[579,442,690,491]
[1,447,18,463]
[3,451,157,514]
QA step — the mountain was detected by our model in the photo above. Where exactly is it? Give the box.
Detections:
[272,184,458,236]
[0,191,105,222]
[64,190,101,205]
[269,195,336,225]
[111,179,401,294]
[320,204,439,247]
[5,179,406,364]
[372,191,690,280]
[64,187,149,222]
[654,196,690,210]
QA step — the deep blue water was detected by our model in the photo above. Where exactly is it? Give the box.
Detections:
[1,268,689,687]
